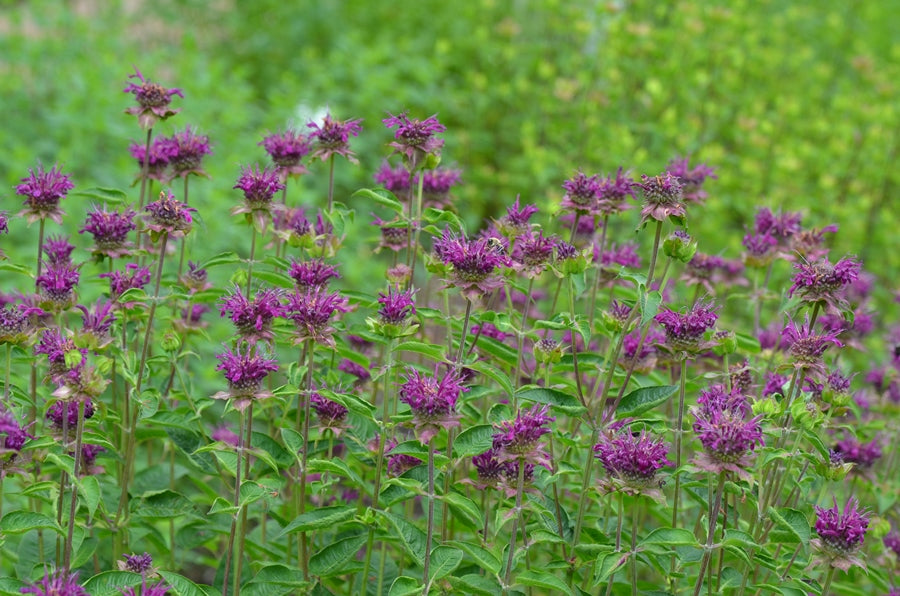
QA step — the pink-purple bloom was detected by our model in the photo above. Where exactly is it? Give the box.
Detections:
[144,191,195,238]
[399,366,467,443]
[168,127,213,178]
[19,569,87,596]
[79,205,137,259]
[561,171,602,213]
[284,287,349,347]
[421,167,462,208]
[129,136,179,182]
[36,261,80,307]
[781,317,842,374]
[288,259,340,290]
[666,157,716,204]
[0,302,44,346]
[492,404,555,469]
[311,392,350,433]
[307,113,363,163]
[16,163,75,224]
[383,112,446,166]
[593,422,669,495]
[511,230,556,278]
[102,264,152,302]
[833,436,881,470]
[433,227,509,300]
[1,406,33,457]
[123,67,183,128]
[691,387,763,477]
[42,235,76,266]
[497,196,539,236]
[635,172,686,226]
[789,257,862,310]
[654,301,719,353]
[813,497,869,570]
[233,164,285,205]
[213,345,279,411]
[259,129,311,178]
[373,162,411,194]
[596,168,637,215]
[220,287,285,344]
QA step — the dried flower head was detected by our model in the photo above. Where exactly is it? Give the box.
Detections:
[219,287,285,344]
[79,205,137,259]
[813,497,869,571]
[492,404,555,469]
[383,111,446,167]
[399,366,467,443]
[259,129,311,179]
[16,163,75,225]
[168,127,213,178]
[307,113,363,163]
[635,172,686,226]
[432,227,509,301]
[144,191,196,239]
[654,301,719,353]
[123,67,183,128]
[212,344,279,411]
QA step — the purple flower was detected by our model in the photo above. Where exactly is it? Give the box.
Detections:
[386,438,422,477]
[311,392,349,433]
[373,162,411,194]
[16,163,75,225]
[762,372,789,397]
[42,235,76,266]
[144,191,195,238]
[833,436,881,470]
[79,444,105,473]
[168,127,213,178]
[654,301,719,353]
[20,569,87,596]
[77,299,116,347]
[594,423,669,495]
[742,232,778,267]
[666,157,716,204]
[432,227,509,300]
[102,264,151,302]
[497,196,539,236]
[338,359,370,383]
[471,448,507,490]
[691,388,763,477]
[383,112,446,166]
[212,425,240,446]
[177,304,210,332]
[79,205,137,259]
[129,136,179,182]
[212,344,279,411]
[596,168,637,215]
[372,216,408,253]
[232,165,285,229]
[284,287,349,347]
[180,261,211,293]
[219,287,285,344]
[0,302,44,346]
[883,531,900,557]
[561,171,601,213]
[781,317,842,375]
[375,286,417,334]
[121,552,154,574]
[123,67,183,129]
[492,404,555,469]
[288,259,340,290]
[0,406,33,455]
[789,223,839,261]
[399,366,467,443]
[755,207,802,239]
[307,113,363,163]
[0,211,8,235]
[789,257,861,311]
[36,261,80,308]
[420,167,462,209]
[259,129,310,178]
[596,242,642,271]
[511,230,556,278]
[46,398,95,431]
[635,173,686,226]
[34,329,80,378]
[813,497,869,570]
[121,578,170,596]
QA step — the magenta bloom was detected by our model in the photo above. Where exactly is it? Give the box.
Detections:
[288,259,340,290]
[383,111,446,166]
[399,366,467,443]
[212,425,240,446]
[79,205,137,259]
[596,168,637,215]
[213,345,279,411]
[0,302,44,346]
[19,569,88,596]
[432,227,509,300]
[634,172,686,226]
[129,136,179,182]
[497,195,539,236]
[220,287,285,344]
[742,232,778,267]
[123,67,183,129]
[168,127,213,178]
[813,497,869,570]
[781,317,842,374]
[374,162,411,195]
[144,191,195,239]
[492,404,555,469]
[311,392,349,434]
[36,261,80,308]
[511,229,555,278]
[654,301,719,353]
[377,286,416,325]
[307,113,363,163]
[596,242,642,270]
[0,211,7,235]
[1,406,33,457]
[259,129,311,178]
[833,436,881,470]
[789,256,861,310]
[755,207,802,239]
[691,388,763,477]
[594,423,669,496]
[46,398,95,431]
[42,235,76,266]
[386,438,422,477]
[561,171,601,213]
[77,299,116,346]
[16,163,75,224]
[471,448,507,491]
[338,359,370,383]
[372,216,408,253]
[101,263,151,302]
[666,157,716,204]
[232,164,285,231]
[285,287,349,347]
[420,167,462,209]
[34,329,80,379]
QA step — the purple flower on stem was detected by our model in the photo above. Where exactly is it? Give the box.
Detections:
[232,165,285,231]
[311,392,349,435]
[596,168,637,215]
[144,191,195,239]
[36,261,80,308]
[386,438,422,477]
[497,196,539,236]
[883,531,900,557]
[399,366,467,443]
[120,552,154,574]
[180,260,211,293]
[813,497,869,570]
[177,304,211,333]
[594,423,670,497]
[471,447,507,491]
[654,301,719,353]
[220,287,285,344]
[511,229,555,278]
[561,172,601,213]
[0,302,44,346]
[129,136,179,182]
[212,344,279,411]
[79,444,105,474]
[372,216,408,253]
[635,172,686,226]
[168,127,213,178]
[212,425,240,446]
[102,264,152,303]
[19,569,88,596]
[79,205,137,259]
[284,287,349,347]
[781,317,842,375]
[123,67,183,129]
[833,436,881,471]
[16,163,75,225]
[492,404,555,469]
[34,329,81,379]
[755,207,803,239]
[378,286,417,325]
[121,578,170,596]
[259,129,311,178]
[789,257,861,311]
[742,232,778,267]
[420,167,462,209]
[373,162,411,195]
[432,227,509,301]
[307,113,363,163]
[383,111,446,167]
[1,406,33,457]
[762,372,789,397]
[338,359,370,384]
[42,235,76,266]
[288,259,340,290]
[691,388,763,478]
[666,157,716,204]
[77,299,116,347]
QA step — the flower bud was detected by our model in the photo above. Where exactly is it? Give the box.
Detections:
[662,230,697,263]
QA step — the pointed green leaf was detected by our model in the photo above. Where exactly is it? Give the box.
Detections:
[76,475,101,518]
[81,571,144,595]
[0,511,64,535]
[616,385,678,417]
[446,574,502,596]
[445,540,501,575]
[389,576,422,596]
[768,507,810,545]
[278,505,356,536]
[157,571,209,596]
[516,570,574,596]
[639,289,662,327]
[639,527,700,548]
[428,545,463,580]
[516,386,585,415]
[201,251,241,268]
[467,360,514,398]
[593,552,628,586]
[353,188,404,214]
[308,533,367,577]
[453,424,494,458]
[71,186,128,203]
[395,341,446,361]
[380,510,428,566]
[441,493,482,531]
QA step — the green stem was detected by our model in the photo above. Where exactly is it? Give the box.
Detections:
[820,566,836,596]
[455,298,473,366]
[246,226,257,299]
[692,473,725,596]
[605,493,626,596]
[407,170,426,289]
[503,458,527,594]
[222,404,245,596]
[326,154,336,212]
[423,442,436,595]
[63,399,86,571]
[235,402,253,595]
[300,339,315,579]
[137,128,153,212]
[671,357,689,529]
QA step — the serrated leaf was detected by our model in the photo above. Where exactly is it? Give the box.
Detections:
[282,428,303,459]
[467,360,514,397]
[616,385,678,417]
[131,490,196,519]
[593,552,628,586]
[307,458,365,489]
[639,527,700,548]
[81,571,144,595]
[208,497,238,516]
[768,507,810,545]
[380,510,428,566]
[515,386,585,415]
[157,571,209,596]
[446,574,502,596]
[278,506,356,536]
[308,533,367,577]
[639,289,662,327]
[441,492,482,531]
[0,511,63,535]
[445,540,501,575]
[428,545,463,580]
[353,188,404,214]
[516,570,574,596]
[453,424,494,458]
[76,475,101,518]
[388,576,422,596]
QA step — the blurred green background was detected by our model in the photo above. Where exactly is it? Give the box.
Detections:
[1,0,898,292]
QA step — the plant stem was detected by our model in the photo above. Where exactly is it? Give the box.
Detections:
[503,458,527,594]
[692,473,725,596]
[605,493,626,596]
[407,170,426,289]
[63,399,85,571]
[423,442,436,595]
[137,128,153,212]
[820,566,836,596]
[235,402,253,595]
[299,339,315,578]
[222,404,245,596]
[455,298,473,366]
[246,226,257,299]
[326,154,336,212]
[671,356,689,529]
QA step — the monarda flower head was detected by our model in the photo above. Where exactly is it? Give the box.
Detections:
[42,235,76,266]
[288,259,340,290]
[259,128,311,179]
[833,436,881,471]
[470,447,507,491]
[77,299,116,349]
[373,162,411,195]
[0,406,33,466]
[594,422,670,498]
[742,231,778,268]
[180,261,212,293]
[635,172,686,226]
[79,205,137,259]
[789,256,861,311]
[813,497,869,571]
[432,227,509,301]
[20,569,88,596]
[36,261,80,310]
[420,167,461,209]
[596,168,637,216]
[372,216,408,253]
[492,404,555,469]
[219,287,285,344]
[781,317,842,376]
[666,157,716,204]
[755,207,802,240]
[307,113,363,163]
[129,136,179,182]
[654,301,719,354]
[0,302,44,346]
[369,286,417,338]
[232,164,285,232]
[311,392,349,436]
[561,171,601,214]
[212,344,279,412]
[285,287,349,348]
[144,191,195,239]
[168,126,213,179]
[496,195,539,237]
[511,229,556,278]
[102,263,151,304]
[123,67,183,129]
[399,365,467,443]
[16,163,75,225]
[385,438,422,477]
[383,111,446,169]
[691,388,763,478]
[46,398,95,433]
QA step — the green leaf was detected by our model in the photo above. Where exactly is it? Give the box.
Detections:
[131,490,196,519]
[0,511,63,535]
[445,540,501,575]
[0,578,27,594]
[0,262,33,278]
[395,341,446,361]
[441,492,482,531]
[380,510,428,567]
[81,571,144,595]
[446,574,502,596]
[308,533,367,577]
[428,545,463,580]
[353,188,404,214]
[474,335,519,366]
[157,571,210,596]
[76,475,101,518]
[467,360,514,398]
[388,576,422,596]
[453,424,494,458]
[639,527,700,548]
[282,428,304,460]
[516,570,574,596]
[735,332,762,354]
[208,497,238,516]
[768,507,810,545]
[515,386,586,415]
[202,251,242,268]
[307,458,365,489]
[639,289,662,327]
[278,505,356,536]
[616,385,678,417]
[593,552,628,586]
[71,186,128,203]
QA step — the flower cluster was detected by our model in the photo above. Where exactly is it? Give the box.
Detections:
[288,259,340,290]
[168,126,213,178]
[594,422,669,497]
[398,366,467,443]
[311,392,349,435]
[220,287,285,344]
[691,384,763,477]
[123,67,183,128]
[492,404,555,469]
[284,287,349,347]
[383,112,446,167]
[789,256,861,310]
[654,301,719,353]
[232,165,285,230]
[635,172,685,226]
[212,345,279,411]
[79,205,137,259]
[308,113,363,163]
[260,129,311,178]
[129,136,179,182]
[144,191,196,239]
[813,497,869,570]
[432,227,509,300]
[16,163,75,224]
[665,156,716,204]
[20,569,88,596]
[102,263,151,303]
